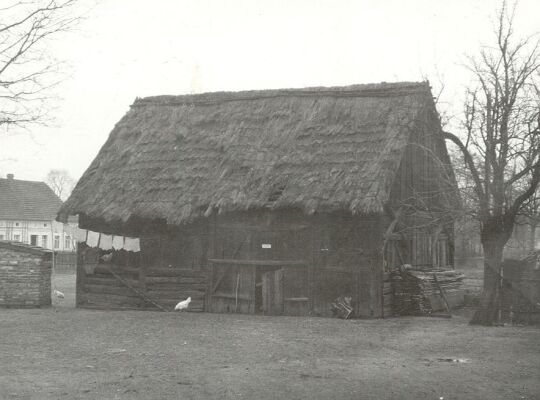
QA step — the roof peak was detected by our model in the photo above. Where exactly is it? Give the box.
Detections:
[133,81,431,107]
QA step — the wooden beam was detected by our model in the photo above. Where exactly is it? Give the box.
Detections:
[102,263,167,312]
[206,214,216,312]
[212,291,251,301]
[208,258,307,266]
[211,268,228,293]
[433,273,452,317]
[76,243,84,307]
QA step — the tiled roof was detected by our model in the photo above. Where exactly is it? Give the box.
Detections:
[0,178,63,221]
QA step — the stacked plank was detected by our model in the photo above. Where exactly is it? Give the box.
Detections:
[80,263,206,312]
[389,267,465,316]
[144,267,206,311]
[82,264,141,309]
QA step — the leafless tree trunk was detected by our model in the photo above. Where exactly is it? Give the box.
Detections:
[444,1,540,325]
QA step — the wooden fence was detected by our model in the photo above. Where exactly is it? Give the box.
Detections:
[53,252,77,273]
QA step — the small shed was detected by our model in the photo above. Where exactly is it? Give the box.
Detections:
[58,82,458,317]
[0,241,52,307]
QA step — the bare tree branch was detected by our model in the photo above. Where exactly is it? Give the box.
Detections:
[0,0,88,130]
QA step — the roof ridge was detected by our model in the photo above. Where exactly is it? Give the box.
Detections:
[132,82,430,107]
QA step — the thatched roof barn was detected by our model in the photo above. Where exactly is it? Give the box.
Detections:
[59,82,458,317]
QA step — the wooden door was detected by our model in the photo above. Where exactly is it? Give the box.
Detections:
[262,269,283,315]
[209,212,311,315]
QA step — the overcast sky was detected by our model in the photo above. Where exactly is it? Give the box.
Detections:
[1,0,539,183]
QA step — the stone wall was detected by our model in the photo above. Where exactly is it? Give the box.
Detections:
[0,242,52,307]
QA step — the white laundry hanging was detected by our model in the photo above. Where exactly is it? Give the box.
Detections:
[75,228,87,243]
[124,237,140,252]
[112,235,124,250]
[99,234,113,250]
[86,231,100,248]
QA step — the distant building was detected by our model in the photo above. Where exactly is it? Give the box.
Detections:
[0,174,77,251]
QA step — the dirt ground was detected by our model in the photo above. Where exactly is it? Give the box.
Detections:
[1,274,539,400]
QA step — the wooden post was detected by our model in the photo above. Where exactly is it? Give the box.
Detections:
[355,268,360,318]
[433,273,451,316]
[234,267,240,313]
[138,250,146,307]
[309,222,315,314]
[206,215,216,312]
[251,266,256,314]
[75,242,84,307]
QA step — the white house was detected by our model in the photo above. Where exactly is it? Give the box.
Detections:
[0,174,77,251]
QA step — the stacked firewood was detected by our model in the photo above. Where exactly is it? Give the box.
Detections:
[389,266,465,316]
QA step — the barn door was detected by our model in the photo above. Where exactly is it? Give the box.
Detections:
[209,217,311,316]
[261,268,283,315]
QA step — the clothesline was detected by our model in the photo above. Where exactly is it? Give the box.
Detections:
[75,228,140,252]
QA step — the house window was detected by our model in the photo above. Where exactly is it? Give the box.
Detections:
[54,235,60,249]
[15,222,19,227]
[30,235,38,245]
[44,223,47,227]
[65,235,71,250]
[0,234,4,240]
[14,234,21,242]
[42,235,48,248]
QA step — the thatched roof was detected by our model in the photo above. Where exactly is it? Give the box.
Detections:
[59,82,442,227]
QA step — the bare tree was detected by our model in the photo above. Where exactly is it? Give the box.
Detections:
[0,0,85,130]
[45,168,74,200]
[444,2,540,325]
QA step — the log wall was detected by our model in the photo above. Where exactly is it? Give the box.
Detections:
[77,210,387,318]
[310,213,384,318]
[76,235,207,312]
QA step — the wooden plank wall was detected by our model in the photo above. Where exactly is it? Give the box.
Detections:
[208,210,310,315]
[76,211,387,318]
[76,224,208,311]
[389,113,445,211]
[210,265,255,314]
[78,258,207,311]
[311,213,383,318]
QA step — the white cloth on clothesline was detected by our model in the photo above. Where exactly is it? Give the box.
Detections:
[86,231,100,248]
[112,235,124,250]
[124,237,140,252]
[75,228,87,243]
[99,234,113,250]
